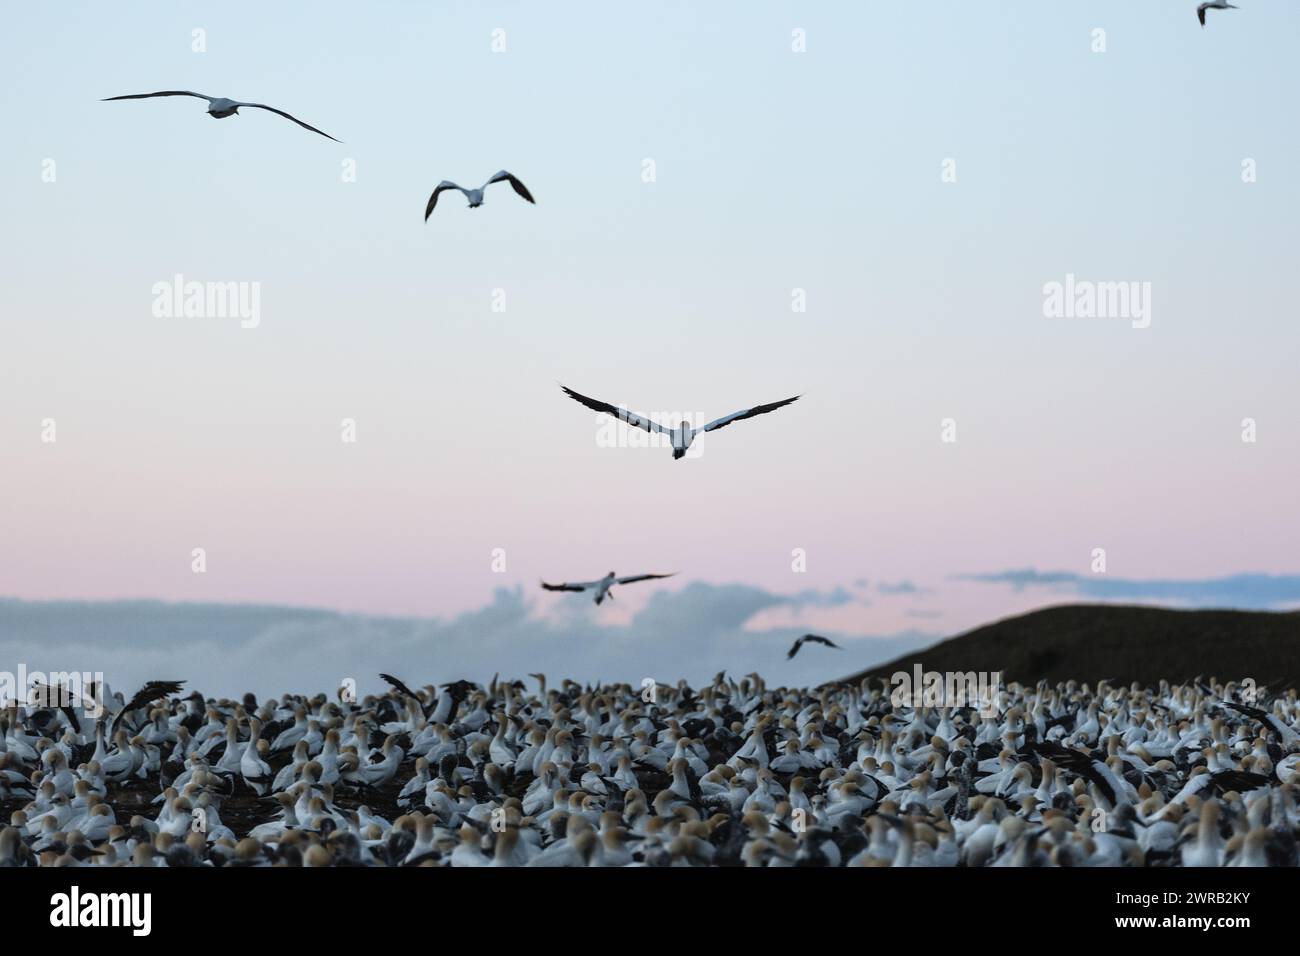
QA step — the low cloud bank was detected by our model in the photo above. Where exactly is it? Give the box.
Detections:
[961,570,1300,610]
[0,583,935,700]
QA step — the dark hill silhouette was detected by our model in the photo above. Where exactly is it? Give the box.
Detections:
[839,603,1300,690]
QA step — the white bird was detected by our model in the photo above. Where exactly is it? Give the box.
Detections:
[424,171,535,219]
[240,720,273,796]
[559,384,801,460]
[1197,1,1238,27]
[102,91,340,141]
[540,570,676,606]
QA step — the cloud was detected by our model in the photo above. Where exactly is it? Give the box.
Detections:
[787,586,859,608]
[958,569,1080,590]
[0,585,936,700]
[877,580,929,596]
[959,570,1300,610]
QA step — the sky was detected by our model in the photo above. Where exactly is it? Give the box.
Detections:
[2,2,1298,696]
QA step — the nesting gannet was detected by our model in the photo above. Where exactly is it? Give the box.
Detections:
[540,570,676,605]
[6,664,1300,868]
[786,634,842,660]
[1197,1,1239,27]
[424,171,535,219]
[102,91,341,141]
[240,719,273,796]
[560,384,800,460]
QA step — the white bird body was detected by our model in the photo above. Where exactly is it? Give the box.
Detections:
[593,573,617,604]
[214,723,245,775]
[1182,804,1226,866]
[488,725,517,770]
[272,741,309,793]
[76,805,116,842]
[451,827,490,867]
[271,711,309,752]
[351,740,404,788]
[240,721,272,796]
[208,97,240,117]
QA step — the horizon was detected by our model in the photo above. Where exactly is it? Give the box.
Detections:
[3,573,1298,697]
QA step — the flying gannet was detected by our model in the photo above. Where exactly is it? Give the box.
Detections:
[1197,1,1238,27]
[424,171,535,219]
[540,571,676,605]
[559,384,800,460]
[786,634,842,660]
[102,91,341,141]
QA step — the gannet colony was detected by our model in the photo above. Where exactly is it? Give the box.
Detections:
[3,674,1297,867]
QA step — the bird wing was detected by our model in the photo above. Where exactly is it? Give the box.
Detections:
[1223,700,1297,743]
[559,385,666,434]
[615,573,676,586]
[1223,699,1270,722]
[1198,4,1207,25]
[540,580,597,592]
[786,638,804,660]
[486,170,536,203]
[701,395,800,433]
[27,681,83,733]
[102,90,213,103]
[425,181,464,220]
[110,680,185,734]
[1210,769,1269,794]
[235,103,341,142]
[1032,741,1116,804]
[379,673,421,702]
[803,634,842,649]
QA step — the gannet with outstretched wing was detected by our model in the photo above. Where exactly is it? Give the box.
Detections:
[102,90,341,141]
[560,384,800,460]
[541,571,676,605]
[787,634,842,660]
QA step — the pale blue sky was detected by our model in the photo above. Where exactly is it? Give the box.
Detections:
[1,2,1296,656]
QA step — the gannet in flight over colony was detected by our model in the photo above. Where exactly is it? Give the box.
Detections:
[541,571,676,605]
[424,171,535,219]
[1197,1,1238,26]
[102,91,341,141]
[786,634,842,660]
[559,384,800,460]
